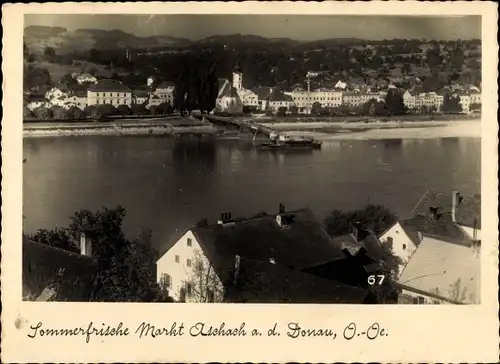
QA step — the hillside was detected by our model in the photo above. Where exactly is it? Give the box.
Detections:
[24,26,192,54]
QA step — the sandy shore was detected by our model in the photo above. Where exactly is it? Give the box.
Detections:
[259,120,481,140]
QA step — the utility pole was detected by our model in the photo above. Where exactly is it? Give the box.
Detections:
[306,74,311,114]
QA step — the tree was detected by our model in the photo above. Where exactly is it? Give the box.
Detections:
[83,105,102,120]
[117,104,132,116]
[23,106,33,119]
[59,73,77,86]
[27,206,165,302]
[131,103,148,115]
[442,93,462,113]
[97,104,118,119]
[33,106,53,120]
[44,46,56,62]
[385,89,406,115]
[184,250,224,303]
[24,67,52,91]
[68,106,84,120]
[323,204,398,238]
[311,102,322,115]
[51,105,71,120]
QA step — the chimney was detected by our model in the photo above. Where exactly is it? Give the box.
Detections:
[218,212,233,225]
[80,232,92,257]
[451,191,460,223]
[417,231,423,242]
[353,221,361,241]
[279,203,285,214]
[233,255,241,285]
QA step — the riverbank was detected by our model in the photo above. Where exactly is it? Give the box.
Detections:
[23,118,481,140]
[266,119,481,140]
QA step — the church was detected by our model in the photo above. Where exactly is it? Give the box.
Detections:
[214,62,259,113]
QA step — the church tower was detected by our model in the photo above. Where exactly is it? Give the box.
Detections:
[232,61,243,91]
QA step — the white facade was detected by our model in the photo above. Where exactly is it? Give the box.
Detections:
[75,73,97,85]
[459,94,470,113]
[154,84,175,105]
[379,222,418,274]
[237,88,259,107]
[470,92,481,105]
[27,100,50,111]
[286,90,343,110]
[459,224,481,241]
[87,90,132,106]
[403,91,417,110]
[61,95,88,110]
[45,87,68,101]
[232,71,243,91]
[156,231,225,303]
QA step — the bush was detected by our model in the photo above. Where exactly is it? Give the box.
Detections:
[117,104,132,116]
[33,106,53,120]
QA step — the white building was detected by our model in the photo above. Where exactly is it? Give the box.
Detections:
[25,95,50,111]
[397,235,480,304]
[267,89,295,112]
[154,82,175,105]
[132,90,150,105]
[459,93,471,113]
[87,79,132,106]
[470,92,481,105]
[380,190,481,273]
[74,73,97,85]
[61,91,88,110]
[156,208,345,302]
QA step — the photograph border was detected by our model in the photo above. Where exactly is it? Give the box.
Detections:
[2,2,499,362]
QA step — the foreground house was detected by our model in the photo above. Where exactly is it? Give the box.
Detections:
[379,190,480,272]
[23,236,97,302]
[156,207,346,302]
[215,78,243,113]
[397,235,480,304]
[226,256,374,304]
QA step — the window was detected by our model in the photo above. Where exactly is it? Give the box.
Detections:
[186,282,192,295]
[175,255,180,263]
[96,92,100,97]
[187,238,192,247]
[187,259,192,267]
[207,289,215,303]
[160,273,171,288]
[386,236,393,249]
[402,244,407,250]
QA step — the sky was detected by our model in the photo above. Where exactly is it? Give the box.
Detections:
[24,15,481,41]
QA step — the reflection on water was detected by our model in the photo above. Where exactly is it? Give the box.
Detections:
[23,136,481,251]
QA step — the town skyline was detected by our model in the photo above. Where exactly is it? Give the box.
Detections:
[25,14,481,41]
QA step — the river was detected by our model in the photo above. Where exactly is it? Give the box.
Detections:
[23,135,481,253]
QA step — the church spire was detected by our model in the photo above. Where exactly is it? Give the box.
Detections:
[233,61,242,73]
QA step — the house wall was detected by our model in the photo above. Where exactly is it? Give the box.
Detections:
[398,289,449,304]
[156,231,225,303]
[459,225,481,241]
[379,222,417,274]
[87,91,132,106]
[154,88,174,104]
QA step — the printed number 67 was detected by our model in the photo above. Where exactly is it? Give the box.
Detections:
[368,275,385,285]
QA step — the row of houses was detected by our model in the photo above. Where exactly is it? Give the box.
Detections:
[23,189,480,304]
[154,190,480,304]
[216,64,481,114]
[25,74,175,112]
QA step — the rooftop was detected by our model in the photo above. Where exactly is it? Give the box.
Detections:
[251,86,273,100]
[398,236,480,304]
[412,191,481,229]
[268,88,294,102]
[191,208,345,283]
[225,256,370,304]
[87,79,132,93]
[217,79,240,99]
[400,213,472,247]
[23,239,98,302]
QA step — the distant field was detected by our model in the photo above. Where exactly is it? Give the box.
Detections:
[25,60,128,82]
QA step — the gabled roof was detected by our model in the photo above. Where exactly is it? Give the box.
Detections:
[156,81,175,90]
[251,86,273,100]
[74,90,87,97]
[225,257,370,304]
[268,88,294,102]
[412,191,481,229]
[400,213,472,247]
[398,236,480,304]
[88,79,131,92]
[217,80,240,99]
[332,233,360,255]
[191,208,345,283]
[23,239,98,302]
[133,89,150,98]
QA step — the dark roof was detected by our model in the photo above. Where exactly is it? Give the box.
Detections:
[156,81,175,90]
[23,239,98,302]
[398,236,480,304]
[268,88,294,102]
[74,90,87,97]
[191,208,345,282]
[27,94,47,102]
[333,233,361,255]
[217,80,240,99]
[400,213,472,247]
[251,86,273,100]
[225,257,369,304]
[412,191,481,229]
[87,79,131,92]
[133,89,150,98]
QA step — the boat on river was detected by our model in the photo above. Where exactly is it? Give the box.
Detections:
[257,132,322,151]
